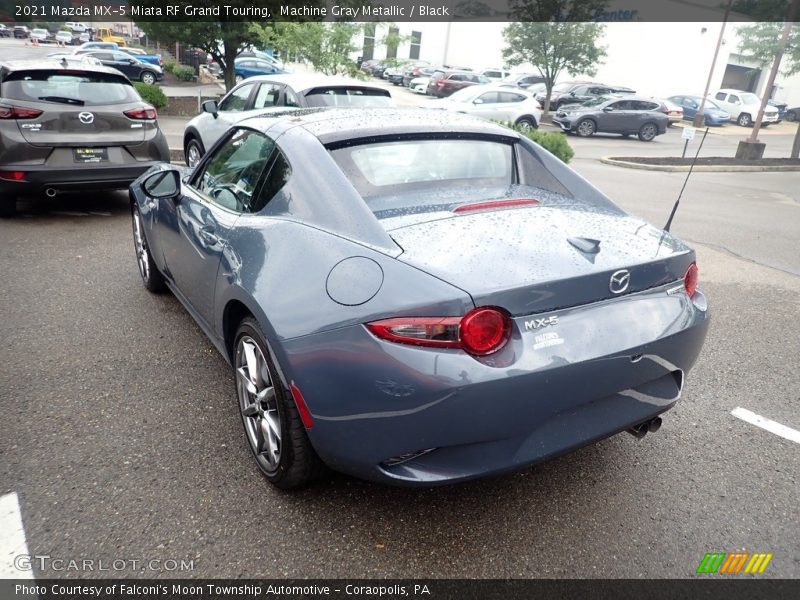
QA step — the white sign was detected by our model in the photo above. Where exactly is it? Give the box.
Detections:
[681,127,696,141]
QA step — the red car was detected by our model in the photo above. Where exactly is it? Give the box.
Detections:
[427,69,490,98]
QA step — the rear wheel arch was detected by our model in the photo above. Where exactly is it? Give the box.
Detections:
[223,299,255,362]
[514,115,538,130]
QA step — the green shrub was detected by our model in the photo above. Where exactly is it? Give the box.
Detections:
[172,65,196,81]
[523,129,575,163]
[494,121,574,163]
[163,60,176,74]
[133,83,168,110]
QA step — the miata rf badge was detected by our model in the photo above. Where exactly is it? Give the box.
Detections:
[78,112,94,124]
[609,269,631,294]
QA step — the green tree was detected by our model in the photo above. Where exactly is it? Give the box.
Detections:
[137,0,325,90]
[502,22,607,117]
[260,22,364,76]
[737,19,800,157]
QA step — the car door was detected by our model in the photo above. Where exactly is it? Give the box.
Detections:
[198,82,258,151]
[714,92,734,115]
[157,128,276,327]
[465,91,501,118]
[108,51,139,78]
[678,96,697,119]
[598,99,632,132]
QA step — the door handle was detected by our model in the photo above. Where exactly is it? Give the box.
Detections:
[199,225,219,245]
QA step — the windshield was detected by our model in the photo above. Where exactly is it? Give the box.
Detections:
[552,82,574,93]
[581,95,611,107]
[304,87,392,108]
[448,87,480,102]
[2,71,140,106]
[741,93,759,104]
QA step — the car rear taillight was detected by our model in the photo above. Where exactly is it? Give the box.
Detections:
[0,171,26,181]
[367,307,512,356]
[124,105,157,120]
[0,103,43,119]
[684,262,699,297]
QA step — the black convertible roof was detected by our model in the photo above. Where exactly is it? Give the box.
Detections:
[242,108,521,145]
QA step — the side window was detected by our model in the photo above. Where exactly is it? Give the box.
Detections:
[113,52,130,61]
[251,151,291,212]
[571,85,588,95]
[93,52,114,61]
[283,87,300,107]
[477,92,499,103]
[610,100,632,110]
[218,83,255,112]
[729,94,740,105]
[715,92,727,101]
[253,83,281,109]
[193,129,275,213]
[449,74,464,82]
[499,92,526,103]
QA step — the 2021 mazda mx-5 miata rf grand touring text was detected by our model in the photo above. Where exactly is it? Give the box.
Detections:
[129,108,709,488]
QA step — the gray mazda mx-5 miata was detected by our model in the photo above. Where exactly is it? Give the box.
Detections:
[129,108,709,488]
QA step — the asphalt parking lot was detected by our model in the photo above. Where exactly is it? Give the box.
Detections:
[1,38,799,579]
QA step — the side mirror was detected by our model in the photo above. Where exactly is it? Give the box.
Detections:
[569,91,576,96]
[142,169,181,200]
[603,106,614,112]
[202,99,218,118]
[473,98,484,105]
[128,58,136,64]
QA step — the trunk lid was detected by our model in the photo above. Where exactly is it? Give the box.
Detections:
[387,205,694,316]
[17,102,146,146]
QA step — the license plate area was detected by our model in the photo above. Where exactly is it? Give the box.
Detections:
[73,148,108,163]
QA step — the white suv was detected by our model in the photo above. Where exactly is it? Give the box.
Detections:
[712,89,779,127]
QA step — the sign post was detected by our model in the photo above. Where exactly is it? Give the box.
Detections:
[681,127,696,158]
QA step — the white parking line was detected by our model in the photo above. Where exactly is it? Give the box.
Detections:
[0,492,33,579]
[731,407,800,445]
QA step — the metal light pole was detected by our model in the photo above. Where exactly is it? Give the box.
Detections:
[694,0,733,128]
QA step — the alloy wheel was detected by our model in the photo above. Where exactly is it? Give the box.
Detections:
[640,123,657,141]
[236,336,281,472]
[141,72,155,85]
[577,119,595,137]
[132,210,150,281]
[186,142,202,168]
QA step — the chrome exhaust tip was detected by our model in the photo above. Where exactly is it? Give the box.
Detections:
[45,188,57,198]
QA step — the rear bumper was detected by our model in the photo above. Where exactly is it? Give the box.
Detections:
[0,160,166,195]
[281,284,710,486]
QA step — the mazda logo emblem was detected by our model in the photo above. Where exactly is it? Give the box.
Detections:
[609,269,631,294]
[78,112,94,124]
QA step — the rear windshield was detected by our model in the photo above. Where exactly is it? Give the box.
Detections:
[303,87,392,108]
[330,137,576,221]
[1,71,139,106]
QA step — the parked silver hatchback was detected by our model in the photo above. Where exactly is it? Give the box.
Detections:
[0,59,169,217]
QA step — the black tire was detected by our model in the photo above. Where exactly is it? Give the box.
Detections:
[737,113,752,127]
[0,197,16,218]
[576,118,596,137]
[131,206,166,293]
[140,71,156,85]
[637,122,658,142]
[234,317,325,489]
[786,110,797,122]
[514,116,538,132]
[185,137,205,168]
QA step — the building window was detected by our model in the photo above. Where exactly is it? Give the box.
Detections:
[386,26,399,59]
[409,31,422,60]
[362,23,375,61]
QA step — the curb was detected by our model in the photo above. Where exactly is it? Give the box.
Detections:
[169,148,184,164]
[599,156,800,172]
